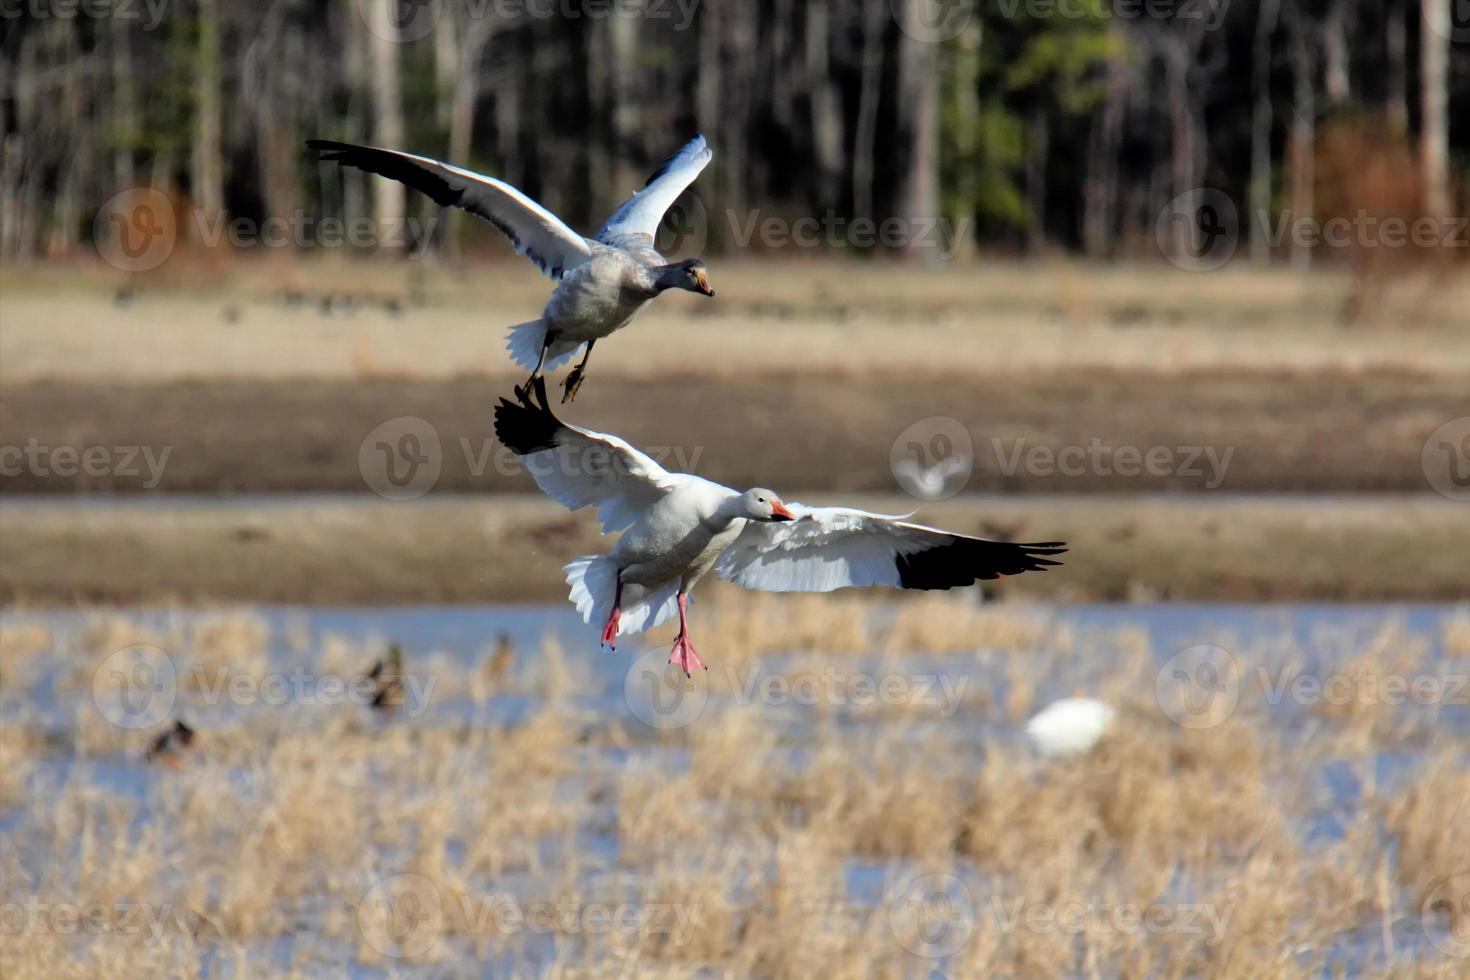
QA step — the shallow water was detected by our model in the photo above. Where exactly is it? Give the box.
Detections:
[3,601,1467,975]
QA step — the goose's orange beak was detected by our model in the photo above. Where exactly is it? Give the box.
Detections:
[695,269,715,297]
[770,500,795,521]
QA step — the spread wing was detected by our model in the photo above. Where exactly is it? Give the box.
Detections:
[595,135,712,252]
[307,140,593,279]
[493,378,684,533]
[717,504,1066,593]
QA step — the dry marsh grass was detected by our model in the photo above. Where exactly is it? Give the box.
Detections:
[0,603,1467,976]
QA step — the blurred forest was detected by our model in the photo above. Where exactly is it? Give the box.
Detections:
[1,0,1465,265]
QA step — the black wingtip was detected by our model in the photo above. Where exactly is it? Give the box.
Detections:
[493,377,562,456]
[897,539,1069,591]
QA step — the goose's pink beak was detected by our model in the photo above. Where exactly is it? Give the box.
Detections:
[695,270,715,297]
[770,500,795,521]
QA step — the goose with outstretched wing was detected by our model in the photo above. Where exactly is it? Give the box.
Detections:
[307,135,715,401]
[494,379,1067,675]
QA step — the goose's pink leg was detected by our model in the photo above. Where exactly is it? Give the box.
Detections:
[668,592,706,676]
[600,577,624,649]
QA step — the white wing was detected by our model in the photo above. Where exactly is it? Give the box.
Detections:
[595,135,713,251]
[308,140,593,279]
[493,379,684,533]
[716,504,1067,593]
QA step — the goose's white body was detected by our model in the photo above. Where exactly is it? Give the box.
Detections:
[309,135,715,383]
[1026,698,1116,758]
[494,381,1067,671]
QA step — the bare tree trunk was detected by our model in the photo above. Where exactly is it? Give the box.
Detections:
[1250,0,1281,263]
[444,15,494,259]
[897,1,941,264]
[806,0,843,203]
[193,0,225,223]
[110,13,138,188]
[1285,0,1315,270]
[1026,110,1049,253]
[1084,53,1126,258]
[1166,47,1198,258]
[1385,1,1409,134]
[365,0,406,250]
[1419,0,1450,217]
[852,0,885,220]
[1321,0,1350,105]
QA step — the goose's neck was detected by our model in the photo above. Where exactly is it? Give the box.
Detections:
[650,263,687,294]
[709,495,748,527]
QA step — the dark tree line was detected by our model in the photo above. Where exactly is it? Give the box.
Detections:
[1,0,1464,264]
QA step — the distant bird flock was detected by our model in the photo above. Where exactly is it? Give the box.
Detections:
[312,135,1068,677]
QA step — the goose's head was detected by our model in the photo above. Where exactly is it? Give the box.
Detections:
[660,259,715,297]
[740,488,795,522]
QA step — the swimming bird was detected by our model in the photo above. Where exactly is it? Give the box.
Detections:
[366,643,405,713]
[494,379,1066,674]
[307,135,716,401]
[1025,697,1116,759]
[147,719,195,767]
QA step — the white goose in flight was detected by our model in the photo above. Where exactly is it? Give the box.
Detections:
[494,379,1067,674]
[307,135,716,401]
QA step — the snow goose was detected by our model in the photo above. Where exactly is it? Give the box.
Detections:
[307,135,715,401]
[1025,698,1116,759]
[494,379,1067,674]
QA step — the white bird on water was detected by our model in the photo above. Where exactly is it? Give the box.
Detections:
[1026,697,1116,759]
[308,134,716,401]
[494,379,1067,675]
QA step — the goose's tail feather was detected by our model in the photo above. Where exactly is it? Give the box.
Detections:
[506,320,578,374]
[564,557,680,639]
